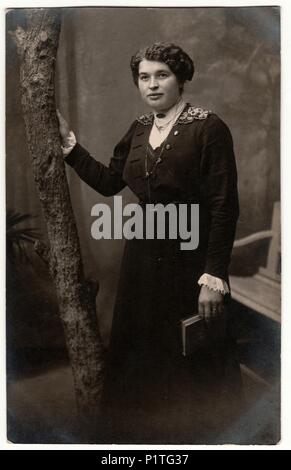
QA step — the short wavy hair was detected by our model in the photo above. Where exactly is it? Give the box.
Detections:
[130,42,194,91]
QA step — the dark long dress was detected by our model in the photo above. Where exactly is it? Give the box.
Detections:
[65,104,243,444]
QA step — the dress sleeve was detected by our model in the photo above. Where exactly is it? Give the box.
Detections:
[64,120,138,196]
[198,273,230,295]
[199,114,239,281]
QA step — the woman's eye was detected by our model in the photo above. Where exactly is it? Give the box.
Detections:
[159,73,168,78]
[139,75,149,81]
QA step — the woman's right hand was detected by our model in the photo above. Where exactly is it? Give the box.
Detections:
[56,109,71,146]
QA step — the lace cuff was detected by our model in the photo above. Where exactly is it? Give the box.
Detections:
[61,130,77,156]
[198,273,230,295]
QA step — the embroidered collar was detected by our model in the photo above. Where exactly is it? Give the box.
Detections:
[136,104,212,126]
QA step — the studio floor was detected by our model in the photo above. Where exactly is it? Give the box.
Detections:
[6,358,280,445]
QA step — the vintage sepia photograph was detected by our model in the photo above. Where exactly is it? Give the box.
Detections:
[5,5,281,445]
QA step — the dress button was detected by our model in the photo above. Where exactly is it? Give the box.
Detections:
[174,130,179,136]
[165,144,171,150]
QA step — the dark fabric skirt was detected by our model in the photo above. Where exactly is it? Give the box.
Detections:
[99,236,243,444]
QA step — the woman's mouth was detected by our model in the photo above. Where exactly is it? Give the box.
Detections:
[148,93,163,100]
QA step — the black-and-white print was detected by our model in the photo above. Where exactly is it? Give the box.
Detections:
[6,6,281,446]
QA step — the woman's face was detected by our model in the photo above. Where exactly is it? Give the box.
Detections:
[138,59,181,112]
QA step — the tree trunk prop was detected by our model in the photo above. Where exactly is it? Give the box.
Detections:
[10,8,105,424]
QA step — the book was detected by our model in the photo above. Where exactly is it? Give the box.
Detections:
[181,314,207,357]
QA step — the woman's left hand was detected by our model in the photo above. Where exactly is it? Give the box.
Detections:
[198,285,224,323]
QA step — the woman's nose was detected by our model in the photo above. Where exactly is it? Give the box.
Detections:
[149,77,158,89]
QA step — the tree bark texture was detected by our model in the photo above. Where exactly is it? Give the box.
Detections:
[10,8,105,419]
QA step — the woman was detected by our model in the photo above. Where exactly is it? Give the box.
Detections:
[58,42,242,444]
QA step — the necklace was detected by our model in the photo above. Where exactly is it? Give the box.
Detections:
[145,99,185,202]
[145,141,167,203]
[154,117,175,132]
[146,101,183,178]
[145,141,166,179]
[153,98,185,134]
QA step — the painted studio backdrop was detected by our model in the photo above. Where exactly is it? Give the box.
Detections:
[6,7,280,444]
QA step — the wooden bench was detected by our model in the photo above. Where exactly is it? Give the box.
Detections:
[230,201,281,323]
